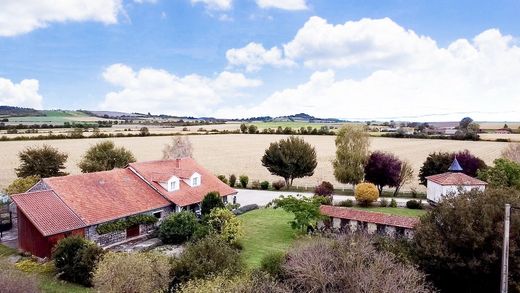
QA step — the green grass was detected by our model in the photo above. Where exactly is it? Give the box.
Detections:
[239,208,298,268]
[0,243,17,256]
[350,206,427,217]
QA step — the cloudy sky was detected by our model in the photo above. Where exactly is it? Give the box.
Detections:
[1,0,519,121]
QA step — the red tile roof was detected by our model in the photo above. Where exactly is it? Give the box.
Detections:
[10,190,86,236]
[129,158,237,206]
[426,172,487,186]
[43,168,171,225]
[320,205,420,229]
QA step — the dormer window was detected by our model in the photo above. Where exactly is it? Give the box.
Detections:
[189,172,201,187]
[164,176,180,192]
[192,177,198,186]
[170,181,177,191]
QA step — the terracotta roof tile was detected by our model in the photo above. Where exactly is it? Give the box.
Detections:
[10,190,86,236]
[426,172,487,186]
[43,168,171,225]
[129,158,237,206]
[320,205,420,229]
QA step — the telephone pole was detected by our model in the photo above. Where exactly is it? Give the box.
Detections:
[501,204,510,293]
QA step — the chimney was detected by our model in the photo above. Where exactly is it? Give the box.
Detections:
[175,159,181,169]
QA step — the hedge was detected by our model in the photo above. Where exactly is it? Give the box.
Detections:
[96,214,158,235]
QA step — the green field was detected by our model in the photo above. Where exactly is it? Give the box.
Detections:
[350,206,427,217]
[239,208,298,268]
[5,110,105,124]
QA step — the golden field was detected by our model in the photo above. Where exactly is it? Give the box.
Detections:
[0,134,513,191]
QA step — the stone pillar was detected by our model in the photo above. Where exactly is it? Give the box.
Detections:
[367,223,377,234]
[386,226,396,238]
[349,220,358,232]
[405,229,414,239]
[332,218,341,229]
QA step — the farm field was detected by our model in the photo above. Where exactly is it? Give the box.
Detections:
[249,121,350,130]
[5,110,113,124]
[0,134,511,190]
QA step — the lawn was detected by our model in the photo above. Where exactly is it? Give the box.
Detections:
[0,244,92,293]
[350,206,427,217]
[239,208,298,268]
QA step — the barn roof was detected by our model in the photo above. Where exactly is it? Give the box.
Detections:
[320,205,420,229]
[426,172,487,186]
[10,190,86,236]
[129,158,237,207]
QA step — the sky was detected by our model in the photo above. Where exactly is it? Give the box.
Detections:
[0,0,520,121]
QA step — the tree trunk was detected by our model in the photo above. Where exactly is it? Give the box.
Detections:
[378,185,383,196]
[393,185,401,197]
[285,178,290,189]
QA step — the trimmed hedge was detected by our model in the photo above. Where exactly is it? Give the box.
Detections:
[96,214,158,235]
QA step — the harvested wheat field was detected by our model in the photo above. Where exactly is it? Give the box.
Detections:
[0,134,512,191]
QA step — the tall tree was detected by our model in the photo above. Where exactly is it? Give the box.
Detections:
[477,158,520,189]
[16,145,68,178]
[364,151,402,195]
[162,136,193,160]
[418,150,486,186]
[261,136,317,187]
[502,143,520,163]
[393,160,414,196]
[78,141,136,173]
[332,125,370,186]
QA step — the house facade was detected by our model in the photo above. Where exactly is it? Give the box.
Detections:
[319,205,419,239]
[10,158,237,258]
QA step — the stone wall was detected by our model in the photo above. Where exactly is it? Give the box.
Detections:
[321,217,416,239]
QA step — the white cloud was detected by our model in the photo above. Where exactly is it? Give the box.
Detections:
[226,42,296,71]
[0,0,125,37]
[215,21,520,121]
[0,78,43,109]
[256,0,308,10]
[191,0,232,11]
[100,64,261,116]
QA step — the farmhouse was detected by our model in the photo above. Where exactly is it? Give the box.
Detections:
[426,158,487,204]
[319,205,419,239]
[10,158,236,258]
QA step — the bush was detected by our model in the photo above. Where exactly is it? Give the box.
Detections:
[260,251,286,278]
[93,252,170,293]
[207,208,243,245]
[379,198,389,207]
[201,192,224,215]
[158,211,198,244]
[52,236,105,286]
[354,182,379,206]
[229,174,237,187]
[0,265,40,293]
[15,259,54,273]
[338,199,354,207]
[217,174,228,184]
[406,200,423,209]
[233,204,259,216]
[177,272,283,293]
[239,175,249,188]
[272,180,285,190]
[171,235,244,286]
[390,198,398,208]
[251,180,260,189]
[314,181,334,196]
[260,181,269,190]
[4,175,40,195]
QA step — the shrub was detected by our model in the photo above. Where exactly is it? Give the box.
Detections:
[93,252,170,293]
[406,200,423,209]
[177,272,283,293]
[251,180,260,189]
[95,214,158,235]
[4,175,40,195]
[171,235,244,286]
[15,259,54,273]
[239,175,249,188]
[201,192,224,215]
[233,204,259,216]
[207,208,243,245]
[390,198,398,208]
[260,180,269,190]
[379,198,389,207]
[272,180,285,190]
[338,199,354,207]
[217,174,228,184]
[314,181,334,196]
[229,174,237,187]
[52,236,105,286]
[158,211,198,244]
[354,182,379,206]
[260,251,286,278]
[0,265,40,293]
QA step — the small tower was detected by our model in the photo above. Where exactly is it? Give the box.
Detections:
[448,157,463,172]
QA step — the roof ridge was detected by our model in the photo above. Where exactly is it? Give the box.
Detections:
[47,189,88,227]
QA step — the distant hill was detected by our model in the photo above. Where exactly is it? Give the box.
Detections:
[0,106,42,117]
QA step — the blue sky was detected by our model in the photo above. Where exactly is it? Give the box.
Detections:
[0,0,519,120]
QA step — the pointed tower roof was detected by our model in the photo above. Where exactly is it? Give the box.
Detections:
[448,157,463,172]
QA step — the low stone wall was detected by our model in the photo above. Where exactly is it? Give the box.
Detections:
[320,217,415,239]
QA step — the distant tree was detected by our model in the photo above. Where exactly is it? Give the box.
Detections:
[229,174,237,187]
[68,127,84,138]
[16,145,68,178]
[502,143,520,163]
[261,136,317,188]
[413,188,520,292]
[248,124,258,134]
[201,192,224,215]
[332,125,370,186]
[240,124,248,134]
[162,136,193,160]
[4,176,40,195]
[269,195,327,232]
[364,151,402,195]
[139,127,150,136]
[78,141,136,173]
[355,182,379,206]
[393,160,414,196]
[418,150,486,186]
[477,158,520,189]
[459,117,474,130]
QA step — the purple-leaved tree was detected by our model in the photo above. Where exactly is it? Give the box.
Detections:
[364,151,402,195]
